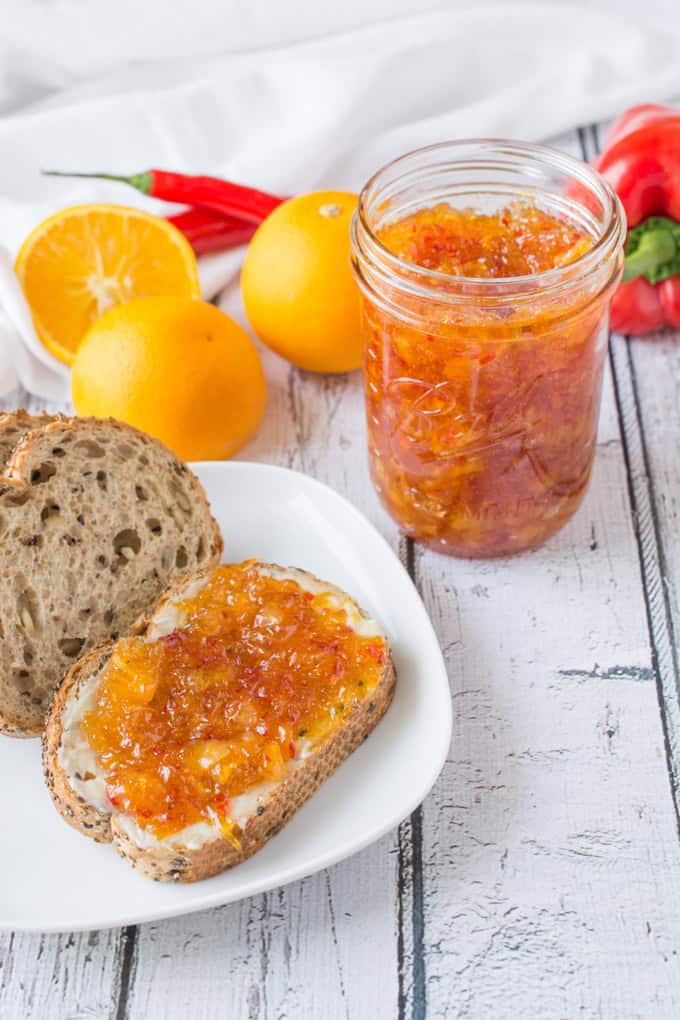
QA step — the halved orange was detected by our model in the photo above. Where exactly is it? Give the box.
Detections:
[15,204,200,365]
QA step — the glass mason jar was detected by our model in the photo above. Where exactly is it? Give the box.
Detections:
[350,140,625,558]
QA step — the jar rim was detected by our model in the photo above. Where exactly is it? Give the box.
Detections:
[351,138,625,306]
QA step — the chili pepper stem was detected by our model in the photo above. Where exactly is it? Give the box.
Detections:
[42,169,154,195]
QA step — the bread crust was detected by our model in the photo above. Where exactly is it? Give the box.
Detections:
[43,563,395,882]
[43,643,115,843]
[0,410,61,469]
[0,413,223,738]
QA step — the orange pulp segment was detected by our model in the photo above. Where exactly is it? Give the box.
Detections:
[15,203,201,365]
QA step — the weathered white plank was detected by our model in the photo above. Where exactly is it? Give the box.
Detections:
[609,333,680,796]
[414,127,680,1020]
[0,927,122,1020]
[591,115,680,821]
[126,852,398,1020]
[126,339,403,1020]
[599,92,680,801]
[416,440,680,1018]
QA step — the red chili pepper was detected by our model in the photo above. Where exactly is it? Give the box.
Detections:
[595,104,680,334]
[166,207,257,255]
[363,642,385,664]
[43,167,284,224]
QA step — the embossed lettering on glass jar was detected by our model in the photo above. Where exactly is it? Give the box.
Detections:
[351,141,625,558]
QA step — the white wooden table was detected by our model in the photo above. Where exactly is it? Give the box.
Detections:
[2,120,680,1020]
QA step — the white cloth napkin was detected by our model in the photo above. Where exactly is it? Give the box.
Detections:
[1,2,680,402]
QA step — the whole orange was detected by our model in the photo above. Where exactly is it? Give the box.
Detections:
[241,191,361,373]
[71,297,266,461]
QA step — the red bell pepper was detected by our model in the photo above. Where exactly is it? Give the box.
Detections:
[595,104,680,334]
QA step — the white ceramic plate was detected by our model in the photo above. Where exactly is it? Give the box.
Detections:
[0,462,451,933]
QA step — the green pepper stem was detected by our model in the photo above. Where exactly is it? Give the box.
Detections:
[41,169,154,195]
[622,225,678,283]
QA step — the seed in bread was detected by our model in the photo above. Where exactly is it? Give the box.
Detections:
[0,415,222,737]
[43,562,395,882]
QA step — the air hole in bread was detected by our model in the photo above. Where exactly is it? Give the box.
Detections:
[40,503,60,526]
[23,646,33,665]
[58,637,85,658]
[12,668,32,692]
[117,443,134,459]
[139,454,150,467]
[23,533,43,548]
[96,470,107,492]
[113,529,141,558]
[79,607,93,621]
[75,440,105,458]
[51,446,66,458]
[176,545,188,568]
[103,609,114,626]
[135,485,148,502]
[16,586,39,636]
[146,517,162,535]
[30,461,57,485]
[196,537,206,562]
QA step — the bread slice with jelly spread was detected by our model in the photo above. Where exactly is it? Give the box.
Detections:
[43,561,395,882]
[0,415,222,737]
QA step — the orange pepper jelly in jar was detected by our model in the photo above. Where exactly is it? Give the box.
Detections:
[81,562,387,842]
[351,141,625,557]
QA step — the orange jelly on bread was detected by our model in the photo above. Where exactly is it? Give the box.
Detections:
[81,562,387,841]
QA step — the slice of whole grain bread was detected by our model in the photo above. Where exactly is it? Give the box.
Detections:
[0,416,222,737]
[43,562,395,882]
